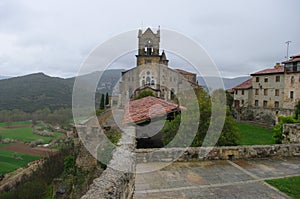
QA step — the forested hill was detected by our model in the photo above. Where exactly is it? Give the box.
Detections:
[0,73,74,112]
[0,70,123,112]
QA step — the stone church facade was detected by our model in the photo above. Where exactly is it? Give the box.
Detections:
[118,27,198,107]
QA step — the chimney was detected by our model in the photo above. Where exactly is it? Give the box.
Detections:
[274,63,280,69]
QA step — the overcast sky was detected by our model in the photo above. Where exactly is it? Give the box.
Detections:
[0,0,299,78]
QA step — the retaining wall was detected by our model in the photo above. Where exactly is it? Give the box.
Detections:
[81,127,136,199]
[136,144,300,163]
[283,123,300,144]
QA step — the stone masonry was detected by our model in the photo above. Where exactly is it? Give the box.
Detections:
[81,126,136,199]
[283,123,300,144]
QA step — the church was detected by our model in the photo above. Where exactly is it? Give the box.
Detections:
[118,27,198,107]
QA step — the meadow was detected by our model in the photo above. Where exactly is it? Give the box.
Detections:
[237,122,275,145]
[0,149,40,174]
[0,121,64,143]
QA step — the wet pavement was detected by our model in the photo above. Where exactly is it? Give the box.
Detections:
[134,157,300,198]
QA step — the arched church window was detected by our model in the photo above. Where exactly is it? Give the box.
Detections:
[151,80,155,85]
[146,77,151,85]
[170,88,175,100]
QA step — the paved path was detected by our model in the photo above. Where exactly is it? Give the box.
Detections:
[134,157,300,198]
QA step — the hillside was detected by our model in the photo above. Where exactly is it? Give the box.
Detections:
[0,70,123,112]
[0,73,73,112]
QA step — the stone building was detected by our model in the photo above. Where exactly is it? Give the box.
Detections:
[117,27,198,107]
[232,54,300,122]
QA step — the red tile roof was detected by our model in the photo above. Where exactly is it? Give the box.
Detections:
[282,54,300,64]
[233,78,252,90]
[123,96,185,124]
[251,66,284,75]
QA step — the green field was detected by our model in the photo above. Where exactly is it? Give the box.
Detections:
[266,176,300,199]
[0,121,65,143]
[0,121,31,127]
[0,149,40,174]
[237,122,275,145]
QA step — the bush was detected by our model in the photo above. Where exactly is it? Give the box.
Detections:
[134,90,154,100]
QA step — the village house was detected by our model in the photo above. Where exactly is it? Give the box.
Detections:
[232,54,300,123]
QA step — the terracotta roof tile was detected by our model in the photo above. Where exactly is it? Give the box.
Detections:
[233,78,252,89]
[251,66,284,75]
[123,96,185,124]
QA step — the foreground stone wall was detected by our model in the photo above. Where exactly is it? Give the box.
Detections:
[81,127,136,199]
[283,123,300,144]
[136,144,300,163]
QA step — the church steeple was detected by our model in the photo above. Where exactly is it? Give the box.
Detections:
[136,27,168,66]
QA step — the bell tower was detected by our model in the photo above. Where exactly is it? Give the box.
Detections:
[136,27,168,66]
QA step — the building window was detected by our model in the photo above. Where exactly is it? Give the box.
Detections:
[242,90,244,95]
[151,80,155,85]
[170,88,175,100]
[290,91,294,99]
[256,77,259,82]
[275,101,279,108]
[255,100,259,107]
[264,89,268,96]
[276,76,280,82]
[275,89,280,96]
[235,90,238,95]
[145,60,152,64]
[241,100,244,105]
[291,76,295,84]
[264,77,268,82]
[263,100,268,107]
[255,89,259,95]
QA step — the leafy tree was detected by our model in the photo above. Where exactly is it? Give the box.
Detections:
[162,88,240,147]
[99,94,105,110]
[134,90,154,100]
[105,92,109,106]
[64,155,75,175]
[226,91,234,111]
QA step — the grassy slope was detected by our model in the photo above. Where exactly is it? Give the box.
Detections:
[0,149,40,174]
[0,121,64,143]
[237,122,275,145]
[0,126,53,143]
[266,176,300,199]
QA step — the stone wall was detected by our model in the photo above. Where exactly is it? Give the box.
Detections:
[283,123,300,144]
[136,144,300,163]
[81,127,136,199]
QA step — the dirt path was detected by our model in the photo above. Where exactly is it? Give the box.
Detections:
[0,143,57,157]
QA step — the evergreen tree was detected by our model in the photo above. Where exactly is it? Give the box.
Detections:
[105,92,109,106]
[100,94,105,110]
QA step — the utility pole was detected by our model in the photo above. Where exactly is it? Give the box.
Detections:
[285,41,291,60]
